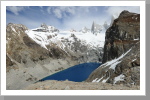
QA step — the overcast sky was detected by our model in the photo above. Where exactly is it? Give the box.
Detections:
[6,6,140,31]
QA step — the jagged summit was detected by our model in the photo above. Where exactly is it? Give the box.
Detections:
[91,21,110,35]
[91,21,103,35]
[7,23,28,31]
[41,23,48,28]
[32,23,59,33]
[120,10,130,15]
[81,27,90,33]
[118,10,139,19]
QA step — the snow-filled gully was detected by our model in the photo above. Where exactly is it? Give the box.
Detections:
[92,48,132,84]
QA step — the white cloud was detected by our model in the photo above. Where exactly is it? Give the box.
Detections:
[59,6,76,15]
[62,13,109,31]
[53,8,62,18]
[105,6,140,18]
[47,6,76,19]
[45,6,109,30]
[6,6,28,15]
[47,7,51,14]
[59,6,140,31]
[47,6,93,19]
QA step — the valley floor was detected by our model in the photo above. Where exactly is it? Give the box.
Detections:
[23,80,140,90]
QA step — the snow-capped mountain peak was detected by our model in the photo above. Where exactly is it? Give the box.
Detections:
[32,23,59,33]
[26,23,106,51]
[81,27,90,33]
[91,21,110,35]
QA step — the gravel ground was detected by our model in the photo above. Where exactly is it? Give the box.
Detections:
[23,80,140,90]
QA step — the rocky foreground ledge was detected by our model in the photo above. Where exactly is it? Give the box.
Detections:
[23,80,139,90]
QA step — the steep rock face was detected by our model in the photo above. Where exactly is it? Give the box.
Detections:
[6,23,52,68]
[91,21,103,35]
[86,42,140,85]
[102,10,140,63]
[6,23,28,66]
[86,10,140,86]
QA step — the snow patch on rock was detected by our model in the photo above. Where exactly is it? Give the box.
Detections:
[102,48,132,67]
[113,74,125,84]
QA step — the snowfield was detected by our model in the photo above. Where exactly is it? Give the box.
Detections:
[25,30,106,50]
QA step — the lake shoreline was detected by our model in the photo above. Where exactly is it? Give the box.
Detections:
[38,62,101,82]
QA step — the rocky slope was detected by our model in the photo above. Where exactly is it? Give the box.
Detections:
[6,23,104,90]
[86,10,140,86]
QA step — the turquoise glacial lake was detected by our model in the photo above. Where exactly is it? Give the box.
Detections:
[39,62,101,82]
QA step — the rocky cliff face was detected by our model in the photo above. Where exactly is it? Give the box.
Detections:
[102,10,140,63]
[6,23,53,70]
[86,10,140,86]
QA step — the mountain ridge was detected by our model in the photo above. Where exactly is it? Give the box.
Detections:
[6,22,104,90]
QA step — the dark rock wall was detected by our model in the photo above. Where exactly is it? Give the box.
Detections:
[102,10,140,63]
